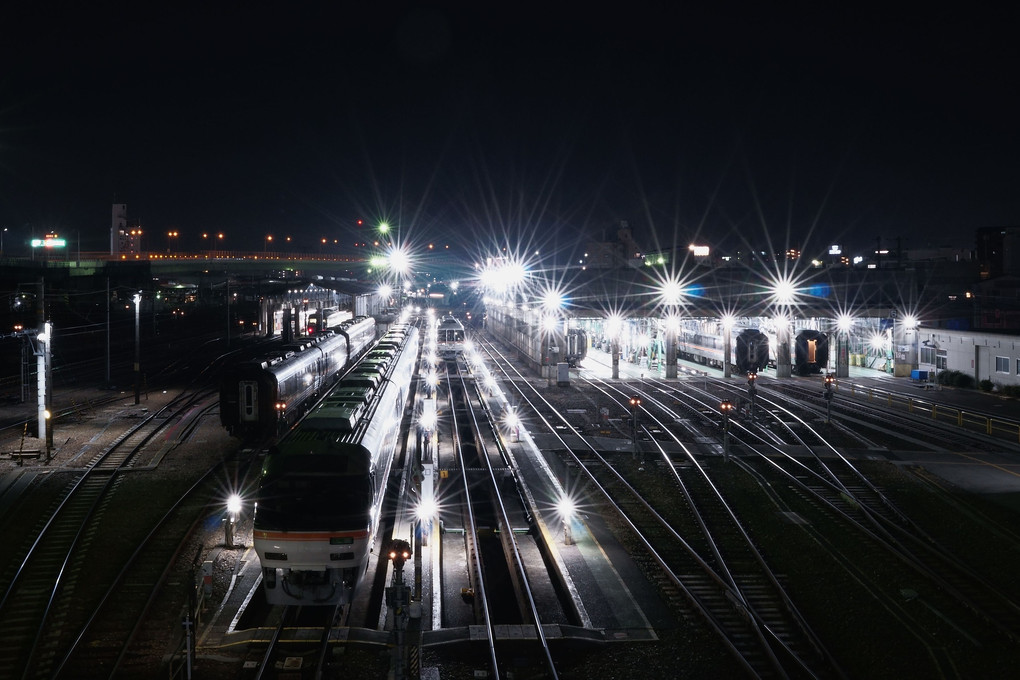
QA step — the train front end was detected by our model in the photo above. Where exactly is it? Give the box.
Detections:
[253,441,374,606]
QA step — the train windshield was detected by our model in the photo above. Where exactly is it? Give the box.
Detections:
[257,474,371,530]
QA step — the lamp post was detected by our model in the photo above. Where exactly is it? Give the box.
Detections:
[722,315,734,378]
[835,314,852,378]
[557,497,576,545]
[264,234,273,253]
[1,226,8,254]
[133,293,141,405]
[224,494,241,548]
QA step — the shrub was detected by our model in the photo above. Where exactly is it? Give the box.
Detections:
[979,379,995,392]
[937,370,974,389]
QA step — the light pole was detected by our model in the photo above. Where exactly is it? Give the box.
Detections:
[923,339,940,389]
[722,315,734,378]
[264,234,273,253]
[133,293,141,405]
[224,494,241,548]
[1,226,8,254]
[557,497,575,545]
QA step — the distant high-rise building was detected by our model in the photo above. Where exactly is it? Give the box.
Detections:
[111,203,143,256]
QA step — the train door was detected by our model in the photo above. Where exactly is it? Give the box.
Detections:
[805,338,817,365]
[239,380,259,422]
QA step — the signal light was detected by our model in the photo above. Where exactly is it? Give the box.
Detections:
[387,539,412,569]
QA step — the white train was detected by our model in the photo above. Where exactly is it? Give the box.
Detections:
[436,314,466,358]
[253,320,420,606]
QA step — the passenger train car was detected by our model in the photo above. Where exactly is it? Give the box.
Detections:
[564,329,588,367]
[306,307,352,335]
[734,329,770,374]
[677,326,771,374]
[436,314,466,358]
[219,317,376,438]
[252,321,420,606]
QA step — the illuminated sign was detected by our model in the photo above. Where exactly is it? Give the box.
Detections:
[828,245,842,255]
[31,238,67,248]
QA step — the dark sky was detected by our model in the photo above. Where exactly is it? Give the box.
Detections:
[1,4,1017,261]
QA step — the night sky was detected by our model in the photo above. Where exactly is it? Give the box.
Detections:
[2,4,1018,262]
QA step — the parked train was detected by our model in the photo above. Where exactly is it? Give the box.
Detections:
[794,329,828,375]
[436,314,466,358]
[253,321,420,606]
[734,329,770,374]
[564,329,588,367]
[306,307,352,335]
[678,327,770,374]
[219,316,377,438]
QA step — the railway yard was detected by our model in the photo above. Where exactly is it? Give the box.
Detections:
[2,318,1020,679]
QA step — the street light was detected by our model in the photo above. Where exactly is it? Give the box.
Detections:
[1,226,8,254]
[224,494,241,548]
[556,496,576,545]
[133,293,141,405]
[264,234,273,253]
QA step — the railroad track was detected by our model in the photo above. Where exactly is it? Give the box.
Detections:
[477,335,838,677]
[440,354,560,679]
[0,387,223,679]
[666,377,1020,658]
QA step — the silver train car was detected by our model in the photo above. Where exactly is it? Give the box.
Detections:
[677,326,771,374]
[306,307,353,335]
[219,317,376,438]
[253,322,419,606]
[436,314,466,358]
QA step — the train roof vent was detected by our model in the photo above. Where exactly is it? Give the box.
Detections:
[329,386,375,404]
[303,401,364,431]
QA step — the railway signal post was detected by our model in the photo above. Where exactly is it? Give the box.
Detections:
[823,374,835,423]
[386,539,414,680]
[720,399,734,461]
[747,372,758,422]
[629,397,641,459]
